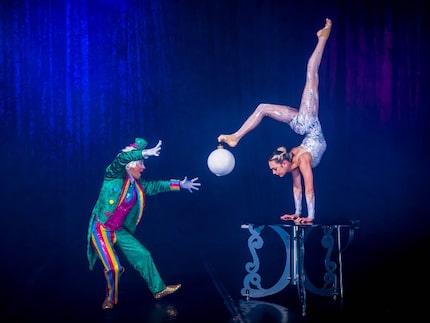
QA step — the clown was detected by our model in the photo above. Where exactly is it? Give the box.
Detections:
[86,138,201,310]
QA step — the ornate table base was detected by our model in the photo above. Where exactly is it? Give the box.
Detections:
[240,222,359,316]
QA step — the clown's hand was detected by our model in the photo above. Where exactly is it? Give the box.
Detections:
[142,140,162,159]
[180,176,201,193]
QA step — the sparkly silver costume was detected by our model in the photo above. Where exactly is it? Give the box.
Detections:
[289,115,326,168]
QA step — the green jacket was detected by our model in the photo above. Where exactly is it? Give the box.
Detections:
[86,138,178,270]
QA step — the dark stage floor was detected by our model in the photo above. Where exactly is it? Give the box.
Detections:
[1,226,426,323]
[1,251,422,323]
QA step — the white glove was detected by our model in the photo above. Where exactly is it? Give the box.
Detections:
[142,140,162,159]
[180,176,201,193]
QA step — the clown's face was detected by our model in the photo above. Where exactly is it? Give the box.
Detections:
[128,160,145,179]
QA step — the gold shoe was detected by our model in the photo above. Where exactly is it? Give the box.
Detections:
[102,297,113,310]
[153,284,182,300]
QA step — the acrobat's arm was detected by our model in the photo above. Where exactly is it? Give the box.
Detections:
[280,169,302,221]
[299,156,315,222]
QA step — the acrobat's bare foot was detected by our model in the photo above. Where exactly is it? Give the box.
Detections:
[317,18,332,39]
[217,134,239,148]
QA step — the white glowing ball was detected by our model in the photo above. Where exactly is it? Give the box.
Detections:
[207,145,235,176]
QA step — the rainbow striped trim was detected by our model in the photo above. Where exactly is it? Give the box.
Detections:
[170,179,181,191]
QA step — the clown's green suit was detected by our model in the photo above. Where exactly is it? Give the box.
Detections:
[86,138,182,306]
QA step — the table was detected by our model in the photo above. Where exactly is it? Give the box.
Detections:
[240,222,359,316]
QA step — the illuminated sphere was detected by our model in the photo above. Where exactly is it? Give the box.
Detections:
[207,145,235,176]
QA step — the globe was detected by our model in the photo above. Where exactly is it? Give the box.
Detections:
[207,145,235,176]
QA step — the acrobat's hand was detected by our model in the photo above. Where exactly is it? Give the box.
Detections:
[142,140,162,159]
[280,214,300,221]
[180,176,201,193]
[281,214,313,225]
[294,217,313,225]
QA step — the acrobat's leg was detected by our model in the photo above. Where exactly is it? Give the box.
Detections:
[218,103,298,147]
[218,20,331,148]
[297,18,331,123]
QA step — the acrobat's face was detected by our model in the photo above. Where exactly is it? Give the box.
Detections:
[127,160,145,179]
[268,160,290,177]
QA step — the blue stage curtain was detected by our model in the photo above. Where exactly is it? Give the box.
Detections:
[0,0,428,283]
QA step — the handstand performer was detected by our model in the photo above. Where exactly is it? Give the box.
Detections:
[218,18,332,224]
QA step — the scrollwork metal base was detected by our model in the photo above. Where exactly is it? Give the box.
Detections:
[240,222,358,316]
